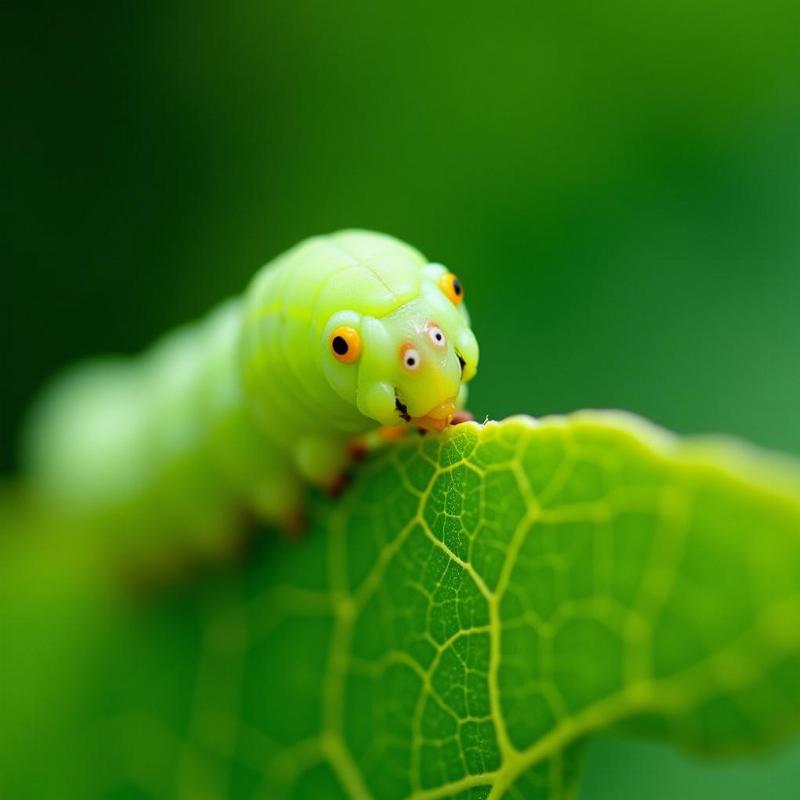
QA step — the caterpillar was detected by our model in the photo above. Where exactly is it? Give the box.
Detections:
[22,230,479,553]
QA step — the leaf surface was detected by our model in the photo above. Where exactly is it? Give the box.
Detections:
[3,412,800,799]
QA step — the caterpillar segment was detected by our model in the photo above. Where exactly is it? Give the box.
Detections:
[22,230,480,557]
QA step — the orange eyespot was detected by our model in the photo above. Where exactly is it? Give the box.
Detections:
[438,272,464,305]
[400,342,421,371]
[330,326,361,363]
[426,322,446,348]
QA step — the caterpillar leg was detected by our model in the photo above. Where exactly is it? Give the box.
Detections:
[348,425,408,461]
[246,465,304,533]
[293,435,351,492]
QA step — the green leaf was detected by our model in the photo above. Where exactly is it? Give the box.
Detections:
[3,411,800,799]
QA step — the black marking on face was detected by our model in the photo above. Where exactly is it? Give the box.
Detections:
[395,394,411,422]
[457,352,466,377]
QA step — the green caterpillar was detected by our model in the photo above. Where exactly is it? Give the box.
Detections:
[23,230,479,552]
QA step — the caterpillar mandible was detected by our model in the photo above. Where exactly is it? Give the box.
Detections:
[22,230,479,551]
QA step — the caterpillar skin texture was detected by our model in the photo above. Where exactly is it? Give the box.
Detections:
[23,230,479,544]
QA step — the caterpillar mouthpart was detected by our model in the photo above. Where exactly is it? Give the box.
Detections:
[411,398,456,432]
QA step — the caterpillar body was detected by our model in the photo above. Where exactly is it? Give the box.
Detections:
[23,230,479,552]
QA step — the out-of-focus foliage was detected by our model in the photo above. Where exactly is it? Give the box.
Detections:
[4,1,800,797]
[3,414,800,799]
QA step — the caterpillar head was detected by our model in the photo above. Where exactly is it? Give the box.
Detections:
[322,264,479,431]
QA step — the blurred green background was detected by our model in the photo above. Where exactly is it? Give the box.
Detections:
[4,0,800,796]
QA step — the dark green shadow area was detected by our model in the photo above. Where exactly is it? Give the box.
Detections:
[582,735,800,800]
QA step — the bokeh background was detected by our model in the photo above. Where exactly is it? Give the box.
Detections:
[3,1,800,797]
